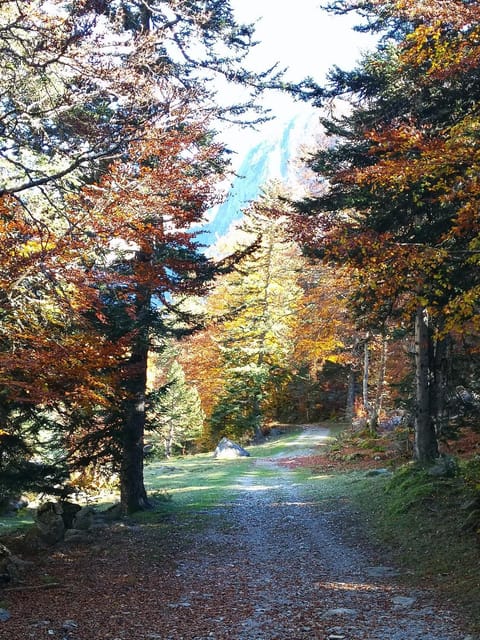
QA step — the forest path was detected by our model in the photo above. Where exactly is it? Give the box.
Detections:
[4,426,470,640]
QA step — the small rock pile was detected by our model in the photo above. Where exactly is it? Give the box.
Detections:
[23,500,123,552]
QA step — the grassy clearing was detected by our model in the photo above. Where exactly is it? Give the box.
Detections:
[137,427,323,522]
[0,512,34,536]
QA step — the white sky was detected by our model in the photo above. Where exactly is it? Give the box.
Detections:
[232,0,373,83]
[224,0,377,159]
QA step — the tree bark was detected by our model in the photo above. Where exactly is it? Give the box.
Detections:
[414,306,438,463]
[119,295,152,514]
[345,366,356,424]
[369,334,388,432]
[431,333,451,439]
[362,336,370,413]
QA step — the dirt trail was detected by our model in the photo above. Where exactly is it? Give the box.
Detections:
[3,427,471,640]
[169,427,467,640]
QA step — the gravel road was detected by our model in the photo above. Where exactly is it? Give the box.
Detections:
[168,427,470,640]
[3,427,473,640]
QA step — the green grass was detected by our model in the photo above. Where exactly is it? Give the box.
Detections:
[136,426,335,523]
[0,511,34,535]
[139,431,304,516]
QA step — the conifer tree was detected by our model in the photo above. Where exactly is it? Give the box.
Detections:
[206,186,303,442]
[0,0,313,508]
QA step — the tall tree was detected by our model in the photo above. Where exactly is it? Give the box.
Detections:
[147,344,204,459]
[292,0,480,462]
[0,0,310,508]
[77,120,228,511]
[203,186,303,442]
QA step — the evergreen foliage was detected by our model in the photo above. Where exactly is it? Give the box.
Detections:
[0,0,308,511]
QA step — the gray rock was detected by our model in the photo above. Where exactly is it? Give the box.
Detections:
[0,608,11,622]
[366,565,400,578]
[0,543,32,583]
[0,543,15,580]
[321,607,358,619]
[102,502,123,521]
[36,502,65,545]
[59,501,82,529]
[427,455,459,478]
[63,528,93,544]
[62,619,78,630]
[213,437,250,459]
[392,595,417,608]
[72,506,95,531]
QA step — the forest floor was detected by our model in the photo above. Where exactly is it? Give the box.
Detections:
[1,426,477,640]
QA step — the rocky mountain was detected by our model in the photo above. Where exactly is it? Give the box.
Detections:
[200,111,324,248]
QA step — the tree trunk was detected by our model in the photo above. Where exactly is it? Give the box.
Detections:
[345,366,356,424]
[431,333,451,439]
[414,306,438,463]
[165,423,175,458]
[119,301,152,514]
[362,336,370,413]
[369,334,388,432]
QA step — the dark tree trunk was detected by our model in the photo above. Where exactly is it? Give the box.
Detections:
[119,295,152,514]
[414,307,438,463]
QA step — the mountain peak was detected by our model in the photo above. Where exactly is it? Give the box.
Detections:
[201,111,322,247]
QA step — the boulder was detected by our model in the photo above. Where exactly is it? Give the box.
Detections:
[213,437,250,459]
[0,543,31,583]
[0,608,11,622]
[63,529,93,545]
[72,505,95,531]
[59,501,82,529]
[102,503,123,521]
[427,455,459,478]
[36,501,65,545]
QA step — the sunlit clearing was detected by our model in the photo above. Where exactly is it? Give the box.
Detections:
[233,484,282,492]
[155,484,247,494]
[281,434,332,447]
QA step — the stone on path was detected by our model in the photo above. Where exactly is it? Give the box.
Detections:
[321,607,359,619]
[0,608,11,622]
[213,437,250,459]
[392,595,417,608]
